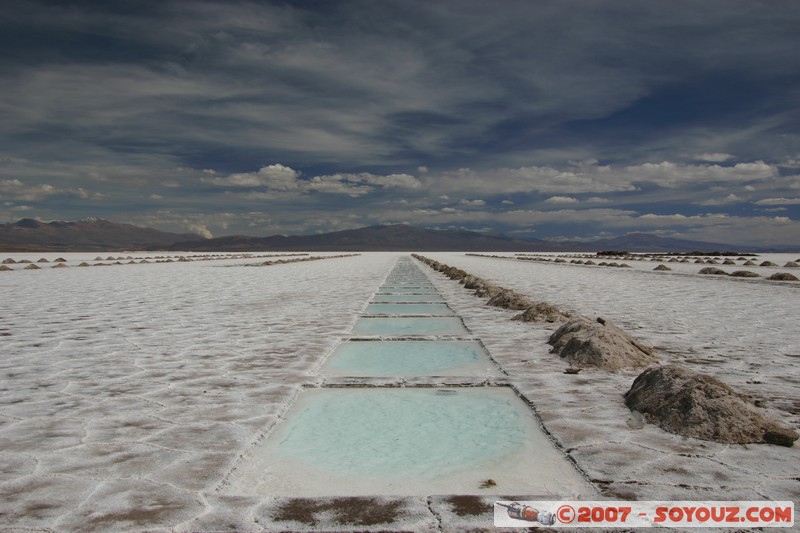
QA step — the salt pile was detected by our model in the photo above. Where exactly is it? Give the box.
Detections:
[548,316,659,371]
[625,364,798,446]
[511,302,571,323]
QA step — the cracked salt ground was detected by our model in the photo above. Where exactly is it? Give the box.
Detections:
[9,252,792,531]
[0,253,402,531]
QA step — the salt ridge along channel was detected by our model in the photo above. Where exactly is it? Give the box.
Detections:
[223,256,592,497]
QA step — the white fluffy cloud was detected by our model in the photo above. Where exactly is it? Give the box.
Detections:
[376,206,638,227]
[202,164,301,189]
[202,165,421,197]
[0,179,57,201]
[545,196,579,204]
[307,175,373,197]
[622,213,800,246]
[754,197,800,205]
[696,193,743,206]
[312,172,421,191]
[426,161,779,196]
[0,178,103,202]
[695,153,734,162]
[428,165,637,196]
[626,161,776,187]
[459,198,486,206]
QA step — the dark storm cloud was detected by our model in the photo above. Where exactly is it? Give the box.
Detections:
[0,0,798,245]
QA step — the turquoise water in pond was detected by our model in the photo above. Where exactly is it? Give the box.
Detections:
[371,294,444,302]
[352,317,469,336]
[376,286,438,294]
[364,303,454,315]
[223,259,594,497]
[275,388,526,479]
[325,341,493,376]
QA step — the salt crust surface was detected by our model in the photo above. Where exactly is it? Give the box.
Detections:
[1,253,394,531]
[2,251,798,531]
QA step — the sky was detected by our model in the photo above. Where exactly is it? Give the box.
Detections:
[1,0,799,246]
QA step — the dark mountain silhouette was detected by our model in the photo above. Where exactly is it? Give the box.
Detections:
[2,219,773,252]
[574,233,743,253]
[0,218,205,251]
[164,224,750,252]
[163,224,549,251]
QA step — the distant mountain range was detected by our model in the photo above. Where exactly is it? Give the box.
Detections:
[163,224,753,252]
[0,218,788,252]
[0,218,204,251]
[163,224,546,252]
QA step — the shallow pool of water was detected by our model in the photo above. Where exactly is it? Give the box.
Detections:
[376,286,438,294]
[352,317,469,336]
[224,387,592,496]
[371,293,444,302]
[383,275,430,282]
[323,340,500,377]
[364,303,454,316]
[279,388,523,477]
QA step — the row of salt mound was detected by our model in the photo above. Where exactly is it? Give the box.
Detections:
[700,267,799,280]
[481,286,573,324]
[258,254,358,266]
[0,257,67,264]
[533,256,798,269]
[414,255,796,447]
[416,254,617,343]
[445,260,654,364]
[625,364,798,447]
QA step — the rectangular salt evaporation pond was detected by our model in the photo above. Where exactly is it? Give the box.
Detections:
[372,293,445,302]
[382,282,433,288]
[323,341,502,377]
[388,281,429,285]
[224,387,591,496]
[352,317,469,336]
[376,286,437,294]
[384,275,429,282]
[364,303,454,316]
